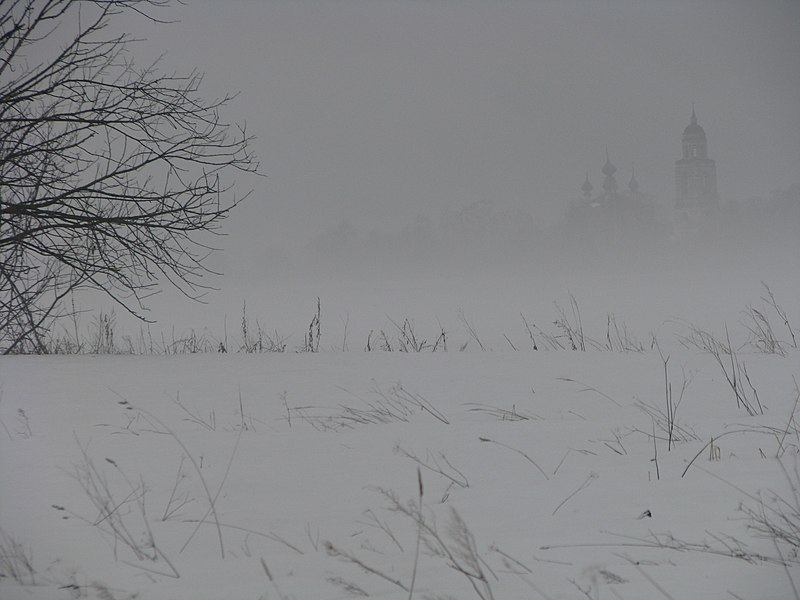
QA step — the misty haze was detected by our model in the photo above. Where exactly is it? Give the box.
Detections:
[1,1,799,599]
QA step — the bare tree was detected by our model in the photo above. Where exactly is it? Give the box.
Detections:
[0,0,258,353]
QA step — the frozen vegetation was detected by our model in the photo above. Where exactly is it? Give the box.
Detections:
[1,275,799,600]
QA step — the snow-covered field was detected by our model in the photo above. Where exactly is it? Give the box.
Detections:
[1,271,799,600]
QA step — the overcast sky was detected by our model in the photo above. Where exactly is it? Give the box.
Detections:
[131,0,800,256]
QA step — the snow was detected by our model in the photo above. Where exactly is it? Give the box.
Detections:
[2,284,799,600]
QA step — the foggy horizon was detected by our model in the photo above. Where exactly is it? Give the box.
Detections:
[121,0,800,265]
[30,0,797,335]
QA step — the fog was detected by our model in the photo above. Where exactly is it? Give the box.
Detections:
[6,5,800,596]
[105,0,799,337]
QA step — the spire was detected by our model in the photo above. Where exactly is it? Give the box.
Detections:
[581,172,593,199]
[601,147,616,177]
[691,102,697,126]
[628,163,639,193]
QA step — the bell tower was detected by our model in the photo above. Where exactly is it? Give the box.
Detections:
[674,107,718,235]
[675,106,718,209]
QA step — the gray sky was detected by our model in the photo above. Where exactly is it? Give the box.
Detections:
[134,0,800,255]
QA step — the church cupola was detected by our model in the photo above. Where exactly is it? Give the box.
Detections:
[601,149,618,195]
[681,106,708,160]
[628,163,640,194]
[581,173,593,200]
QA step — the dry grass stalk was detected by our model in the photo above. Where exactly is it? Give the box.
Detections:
[395,445,469,489]
[0,529,35,585]
[71,437,179,578]
[478,437,549,480]
[681,324,763,416]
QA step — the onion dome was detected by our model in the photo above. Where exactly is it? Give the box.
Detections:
[601,148,617,177]
[683,105,706,140]
[602,149,618,194]
[628,163,640,193]
[582,174,593,198]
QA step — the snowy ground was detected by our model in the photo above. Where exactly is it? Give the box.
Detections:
[1,273,799,600]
